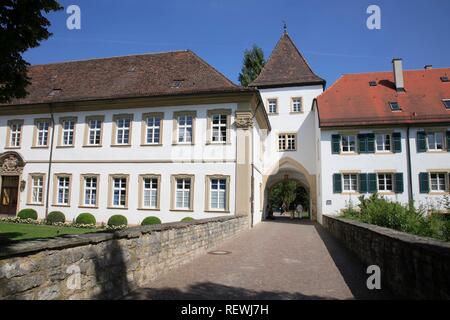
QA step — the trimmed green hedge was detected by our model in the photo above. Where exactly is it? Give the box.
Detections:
[76,213,96,226]
[47,211,66,224]
[17,209,38,220]
[107,215,128,227]
[181,217,194,222]
[141,216,162,226]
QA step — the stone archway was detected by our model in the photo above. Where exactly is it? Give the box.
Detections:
[0,152,26,216]
[262,157,317,221]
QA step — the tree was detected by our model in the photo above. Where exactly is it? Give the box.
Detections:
[0,0,62,103]
[238,45,265,87]
[281,180,298,216]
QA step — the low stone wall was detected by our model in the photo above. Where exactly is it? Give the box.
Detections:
[322,215,450,299]
[0,215,248,300]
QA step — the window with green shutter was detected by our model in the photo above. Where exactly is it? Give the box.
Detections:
[367,133,375,153]
[333,174,342,193]
[359,173,368,193]
[368,173,377,193]
[419,172,430,193]
[331,135,341,154]
[392,132,402,153]
[394,173,404,193]
[417,131,427,152]
[358,134,367,153]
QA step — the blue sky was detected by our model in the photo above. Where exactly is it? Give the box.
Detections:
[24,0,450,86]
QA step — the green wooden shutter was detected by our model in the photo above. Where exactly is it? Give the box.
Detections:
[333,174,342,193]
[446,131,450,152]
[358,134,367,153]
[368,173,377,193]
[392,132,402,153]
[331,135,341,154]
[367,133,375,153]
[419,173,429,193]
[394,173,404,193]
[417,131,427,152]
[359,173,368,193]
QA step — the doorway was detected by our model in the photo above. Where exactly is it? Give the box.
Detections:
[0,176,19,216]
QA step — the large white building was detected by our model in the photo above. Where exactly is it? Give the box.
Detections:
[0,33,449,226]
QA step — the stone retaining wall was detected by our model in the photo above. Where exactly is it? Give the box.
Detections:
[0,215,248,300]
[322,215,450,299]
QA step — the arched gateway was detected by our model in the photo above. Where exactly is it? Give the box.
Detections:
[0,152,26,216]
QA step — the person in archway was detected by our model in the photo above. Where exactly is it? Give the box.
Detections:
[296,203,304,219]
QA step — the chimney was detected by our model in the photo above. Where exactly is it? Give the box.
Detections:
[392,58,405,92]
[424,65,433,70]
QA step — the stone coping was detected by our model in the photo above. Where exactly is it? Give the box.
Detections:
[0,215,245,259]
[324,215,450,255]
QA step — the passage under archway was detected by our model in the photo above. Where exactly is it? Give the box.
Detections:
[266,179,310,220]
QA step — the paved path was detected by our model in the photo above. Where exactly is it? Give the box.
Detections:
[125,218,392,300]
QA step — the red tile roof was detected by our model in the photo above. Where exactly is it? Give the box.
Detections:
[316,68,450,127]
[2,50,249,106]
[250,33,325,88]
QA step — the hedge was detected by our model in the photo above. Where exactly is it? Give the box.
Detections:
[107,215,128,227]
[76,213,96,226]
[47,211,66,224]
[141,216,162,226]
[17,209,38,220]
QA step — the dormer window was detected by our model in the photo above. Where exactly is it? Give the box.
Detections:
[389,102,401,111]
[443,99,450,109]
[441,76,449,82]
[369,81,377,87]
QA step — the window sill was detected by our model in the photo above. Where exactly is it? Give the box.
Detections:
[52,204,71,208]
[375,151,394,154]
[31,146,49,149]
[172,143,195,146]
[377,191,395,195]
[170,209,194,212]
[82,144,103,148]
[278,149,297,152]
[107,206,129,210]
[56,145,75,149]
[341,192,360,196]
[26,203,44,207]
[268,113,279,116]
[78,205,99,209]
[137,207,161,211]
[206,142,231,146]
[289,111,304,115]
[205,210,230,214]
[339,152,358,156]
[426,150,447,154]
[110,144,132,148]
[4,146,21,150]
[140,144,163,147]
[428,191,449,195]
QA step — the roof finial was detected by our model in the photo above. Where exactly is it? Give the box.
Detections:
[283,21,287,34]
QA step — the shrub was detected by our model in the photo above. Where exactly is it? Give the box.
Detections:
[75,213,96,226]
[141,216,162,226]
[181,217,194,222]
[17,208,38,220]
[47,211,66,224]
[107,215,128,227]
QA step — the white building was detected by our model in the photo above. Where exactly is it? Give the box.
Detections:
[0,33,449,226]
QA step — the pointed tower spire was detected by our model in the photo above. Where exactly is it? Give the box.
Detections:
[283,21,288,34]
[249,33,325,88]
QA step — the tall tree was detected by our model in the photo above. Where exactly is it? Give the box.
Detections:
[238,45,265,87]
[0,0,62,103]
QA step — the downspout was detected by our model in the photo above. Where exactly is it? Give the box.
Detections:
[45,104,56,218]
[406,125,414,206]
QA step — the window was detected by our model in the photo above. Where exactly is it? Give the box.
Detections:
[377,173,393,192]
[389,102,401,111]
[376,134,391,152]
[82,176,98,207]
[292,97,303,113]
[86,117,103,146]
[443,99,450,109]
[114,116,132,145]
[342,174,358,192]
[268,99,277,114]
[142,177,159,209]
[171,175,194,211]
[60,118,76,146]
[7,120,23,148]
[211,114,227,143]
[341,135,356,153]
[55,175,71,206]
[111,176,128,208]
[29,174,44,204]
[430,173,447,192]
[427,132,444,151]
[145,115,162,145]
[210,179,227,210]
[278,133,296,151]
[178,115,193,143]
[35,119,51,147]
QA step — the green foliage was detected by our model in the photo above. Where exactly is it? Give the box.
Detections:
[75,213,96,226]
[0,0,62,102]
[238,45,265,87]
[341,194,450,242]
[107,215,128,227]
[269,180,306,213]
[17,208,38,220]
[181,217,194,222]
[141,216,162,226]
[46,211,66,224]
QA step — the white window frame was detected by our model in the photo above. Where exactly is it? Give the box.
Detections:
[291,97,303,113]
[442,99,450,109]
[30,175,44,205]
[142,177,158,209]
[35,120,50,147]
[427,132,445,151]
[178,115,193,144]
[210,178,227,210]
[87,117,103,146]
[115,117,131,145]
[61,118,76,146]
[8,121,22,148]
[377,173,393,192]
[376,133,392,152]
[145,116,161,145]
[55,175,71,206]
[111,176,128,208]
[342,174,358,192]
[175,177,192,210]
[278,133,297,151]
[430,172,447,192]
[82,176,98,207]
[341,135,357,153]
[268,99,278,114]
[211,114,228,143]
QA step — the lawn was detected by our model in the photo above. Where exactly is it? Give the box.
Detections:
[0,222,100,242]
